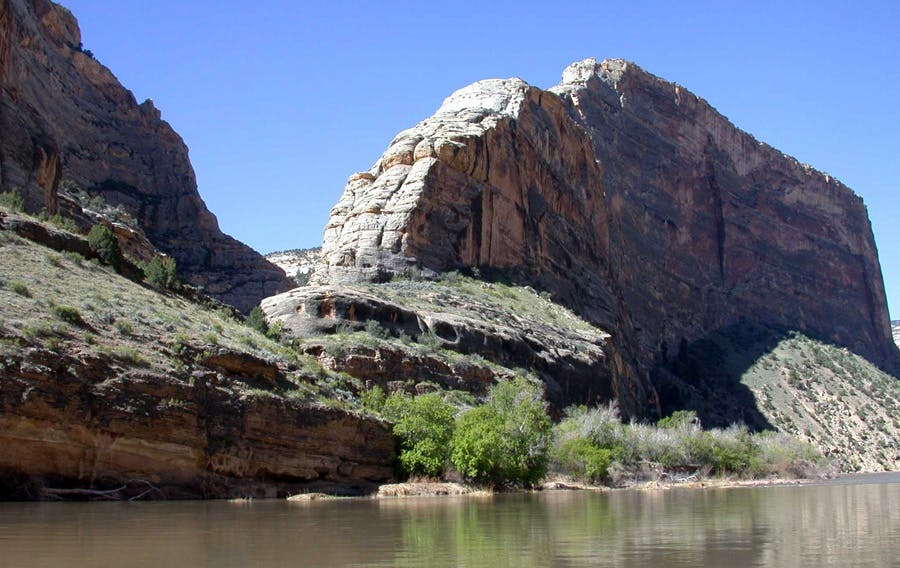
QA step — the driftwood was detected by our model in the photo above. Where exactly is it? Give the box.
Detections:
[40,479,162,501]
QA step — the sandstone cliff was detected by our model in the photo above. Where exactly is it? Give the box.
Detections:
[0,219,394,499]
[0,0,293,311]
[304,58,898,419]
[265,247,322,285]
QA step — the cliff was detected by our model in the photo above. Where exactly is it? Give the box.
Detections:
[302,58,898,419]
[0,216,394,499]
[0,0,293,311]
[265,247,322,285]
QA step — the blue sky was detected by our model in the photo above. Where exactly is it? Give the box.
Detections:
[64,1,900,318]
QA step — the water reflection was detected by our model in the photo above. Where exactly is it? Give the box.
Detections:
[0,475,896,567]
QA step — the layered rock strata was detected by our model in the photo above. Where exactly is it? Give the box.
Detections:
[305,58,898,417]
[262,281,639,411]
[0,0,293,311]
[0,346,394,499]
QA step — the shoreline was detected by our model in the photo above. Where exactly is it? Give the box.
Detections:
[283,471,900,502]
[284,474,853,502]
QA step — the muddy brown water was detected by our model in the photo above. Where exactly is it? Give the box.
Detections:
[0,473,897,567]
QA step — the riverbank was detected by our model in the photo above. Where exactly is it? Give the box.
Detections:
[282,474,825,502]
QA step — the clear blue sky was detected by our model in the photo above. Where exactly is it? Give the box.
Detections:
[64,0,900,318]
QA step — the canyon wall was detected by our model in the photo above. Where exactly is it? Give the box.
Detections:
[315,58,898,416]
[0,0,293,311]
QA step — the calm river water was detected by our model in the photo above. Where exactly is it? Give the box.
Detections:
[0,474,897,567]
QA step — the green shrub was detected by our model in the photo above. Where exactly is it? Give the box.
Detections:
[44,252,62,266]
[62,251,84,265]
[114,319,133,335]
[245,306,268,334]
[6,281,31,297]
[657,410,698,429]
[383,392,456,478]
[554,437,616,482]
[708,426,760,474]
[451,377,551,486]
[22,323,60,341]
[87,224,122,268]
[416,330,442,351]
[46,214,79,233]
[365,319,388,339]
[0,190,25,212]
[266,320,284,340]
[450,405,510,483]
[143,256,178,290]
[100,345,147,366]
[51,304,84,326]
[360,385,387,414]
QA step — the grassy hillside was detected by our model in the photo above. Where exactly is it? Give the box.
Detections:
[0,222,358,410]
[654,324,899,472]
[741,333,899,471]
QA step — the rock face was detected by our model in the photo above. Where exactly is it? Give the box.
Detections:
[893,321,900,349]
[0,0,293,311]
[0,347,395,499]
[265,247,322,285]
[262,280,635,411]
[315,58,898,416]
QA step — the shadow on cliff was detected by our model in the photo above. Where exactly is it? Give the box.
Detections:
[649,321,900,431]
[650,322,783,431]
[453,267,900,430]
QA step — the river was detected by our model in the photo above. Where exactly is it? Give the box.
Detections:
[0,474,897,567]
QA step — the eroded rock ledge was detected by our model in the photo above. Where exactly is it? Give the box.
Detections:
[263,279,652,414]
[0,346,395,500]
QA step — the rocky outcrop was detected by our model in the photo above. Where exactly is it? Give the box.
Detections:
[312,58,898,417]
[0,209,146,280]
[893,321,900,349]
[0,219,395,499]
[0,0,293,311]
[265,247,322,285]
[262,280,634,411]
[0,344,395,500]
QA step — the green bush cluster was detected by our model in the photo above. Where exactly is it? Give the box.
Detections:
[372,377,552,487]
[553,438,616,482]
[244,305,283,340]
[245,306,269,334]
[451,378,551,486]
[143,256,178,290]
[368,384,822,488]
[51,304,84,326]
[6,280,31,297]
[0,189,25,212]
[552,404,823,483]
[383,392,456,478]
[87,224,122,268]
